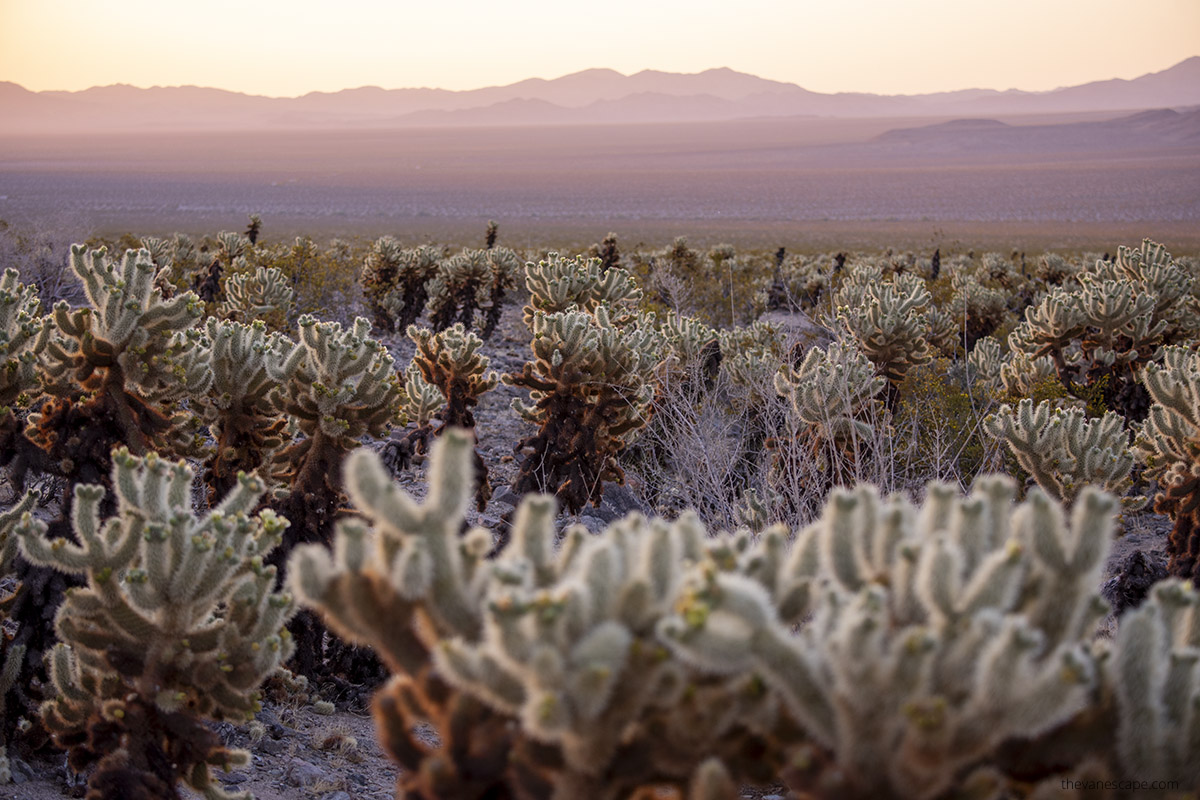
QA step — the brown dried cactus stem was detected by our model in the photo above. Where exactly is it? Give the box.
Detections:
[1157,471,1200,581]
[29,363,175,484]
[55,695,236,800]
[0,408,49,493]
[507,364,640,514]
[408,324,498,510]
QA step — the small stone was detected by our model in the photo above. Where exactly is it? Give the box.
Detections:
[221,771,250,784]
[320,793,352,800]
[578,515,606,533]
[286,757,326,787]
[258,737,287,755]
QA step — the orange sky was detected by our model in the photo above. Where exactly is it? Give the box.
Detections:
[2,0,1198,96]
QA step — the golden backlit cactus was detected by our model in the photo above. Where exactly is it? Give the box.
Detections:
[833,268,933,403]
[522,252,643,327]
[1007,240,1189,421]
[16,449,295,800]
[427,248,494,332]
[272,315,402,552]
[773,339,886,486]
[216,265,294,330]
[197,318,299,502]
[0,268,49,486]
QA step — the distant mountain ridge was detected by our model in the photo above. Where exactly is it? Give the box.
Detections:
[2,57,1199,133]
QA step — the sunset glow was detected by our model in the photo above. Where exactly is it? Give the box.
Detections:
[2,0,1198,96]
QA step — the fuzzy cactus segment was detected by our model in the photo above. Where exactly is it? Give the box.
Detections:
[0,268,48,487]
[659,479,1128,799]
[15,448,294,800]
[293,432,1200,799]
[774,339,885,486]
[405,323,498,508]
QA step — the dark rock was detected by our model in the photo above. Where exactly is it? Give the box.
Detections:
[593,482,647,523]
[1102,549,1168,615]
[286,757,327,788]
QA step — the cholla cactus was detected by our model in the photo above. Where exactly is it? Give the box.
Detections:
[481,247,523,339]
[379,244,442,333]
[1134,346,1200,580]
[522,253,643,327]
[761,253,830,312]
[661,479,1200,797]
[216,266,294,330]
[197,318,298,502]
[0,268,48,485]
[985,398,1135,507]
[427,249,494,333]
[289,433,772,800]
[361,236,405,331]
[773,340,886,487]
[505,306,662,513]
[273,315,402,555]
[657,311,720,391]
[29,246,209,484]
[833,268,933,404]
[1101,239,1199,345]
[214,230,249,268]
[1008,240,1188,421]
[966,335,1004,388]
[293,433,1198,800]
[16,449,295,800]
[718,320,784,411]
[999,348,1060,399]
[948,271,1009,349]
[407,323,499,508]
[1036,252,1079,284]
[0,491,37,759]
[382,365,445,476]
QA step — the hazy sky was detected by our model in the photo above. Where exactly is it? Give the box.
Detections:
[3,0,1198,96]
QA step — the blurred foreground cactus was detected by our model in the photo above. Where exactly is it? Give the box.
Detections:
[291,432,1199,800]
[15,449,295,800]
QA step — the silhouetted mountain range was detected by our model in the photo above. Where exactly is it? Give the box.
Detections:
[2,58,1199,133]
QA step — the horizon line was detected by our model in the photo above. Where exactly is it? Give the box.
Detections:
[6,56,1199,101]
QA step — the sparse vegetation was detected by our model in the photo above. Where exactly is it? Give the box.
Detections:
[1,230,1197,799]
